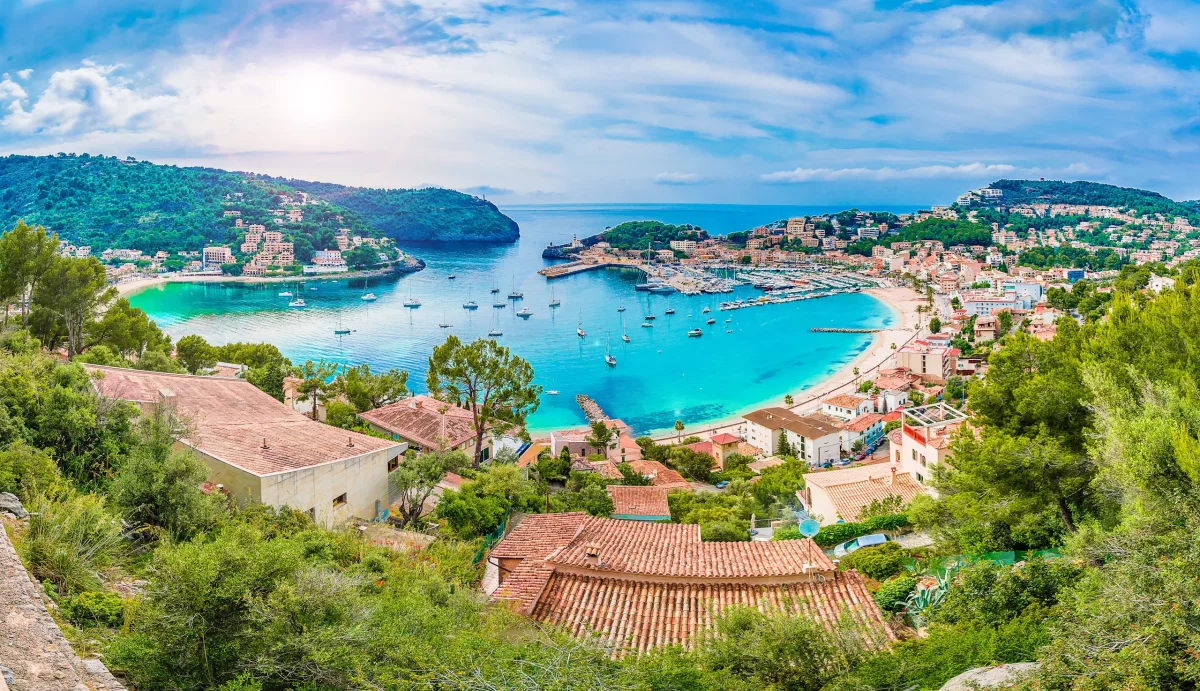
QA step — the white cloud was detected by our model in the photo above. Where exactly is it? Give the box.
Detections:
[655,172,706,185]
[761,162,1018,183]
[14,69,33,81]
[0,77,26,101]
[2,62,173,136]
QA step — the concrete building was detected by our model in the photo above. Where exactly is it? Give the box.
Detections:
[202,246,234,268]
[87,365,404,527]
[820,394,874,421]
[799,462,924,525]
[893,339,960,382]
[743,407,842,466]
[895,403,968,485]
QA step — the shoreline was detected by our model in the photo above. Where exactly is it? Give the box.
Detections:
[525,284,924,442]
[115,266,412,298]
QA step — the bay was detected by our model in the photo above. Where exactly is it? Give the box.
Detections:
[130,203,916,436]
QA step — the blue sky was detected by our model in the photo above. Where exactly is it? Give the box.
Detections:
[2,0,1199,205]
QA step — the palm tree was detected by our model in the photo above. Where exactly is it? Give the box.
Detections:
[674,419,684,442]
[784,394,794,406]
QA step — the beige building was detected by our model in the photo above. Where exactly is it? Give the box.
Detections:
[202,246,234,267]
[87,365,405,527]
[800,462,924,525]
[743,407,842,466]
[894,403,968,485]
[893,338,960,382]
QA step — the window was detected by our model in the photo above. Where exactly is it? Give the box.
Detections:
[912,449,917,460]
[920,454,927,467]
[333,493,347,508]
[916,472,924,483]
[387,457,399,473]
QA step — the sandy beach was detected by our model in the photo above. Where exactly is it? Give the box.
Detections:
[647,284,926,444]
[114,268,405,298]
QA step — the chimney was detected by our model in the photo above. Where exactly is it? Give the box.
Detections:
[158,387,177,411]
[261,437,270,450]
[415,399,423,410]
[347,436,355,448]
[584,543,601,568]
[887,461,898,485]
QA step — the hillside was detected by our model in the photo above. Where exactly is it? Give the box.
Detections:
[983,179,1200,219]
[0,154,519,251]
[278,179,519,243]
[591,220,707,250]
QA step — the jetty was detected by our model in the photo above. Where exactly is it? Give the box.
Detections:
[810,327,883,333]
[576,394,608,422]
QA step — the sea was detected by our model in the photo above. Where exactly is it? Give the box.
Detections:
[130,203,918,436]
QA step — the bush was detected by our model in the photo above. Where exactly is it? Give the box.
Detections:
[63,590,125,628]
[838,542,906,581]
[0,442,61,500]
[19,489,125,595]
[701,521,748,542]
[324,400,360,430]
[874,575,918,613]
[811,513,911,547]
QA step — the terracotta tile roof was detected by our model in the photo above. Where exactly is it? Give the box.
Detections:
[747,456,785,474]
[626,460,690,488]
[607,486,672,518]
[743,406,797,430]
[683,440,713,457]
[490,512,590,560]
[86,365,400,477]
[358,394,481,449]
[531,570,892,654]
[874,374,915,391]
[493,558,558,615]
[844,413,884,433]
[806,464,925,522]
[591,460,624,479]
[547,518,835,578]
[823,393,869,408]
[710,433,741,445]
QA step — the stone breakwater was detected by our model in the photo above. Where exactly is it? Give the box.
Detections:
[0,522,127,691]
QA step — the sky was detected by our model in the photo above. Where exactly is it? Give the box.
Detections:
[2,0,1199,206]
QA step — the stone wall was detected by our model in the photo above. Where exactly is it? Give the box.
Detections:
[0,523,126,691]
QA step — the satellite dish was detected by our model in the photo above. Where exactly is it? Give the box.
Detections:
[799,519,821,538]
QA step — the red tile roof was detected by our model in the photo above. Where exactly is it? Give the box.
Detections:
[805,464,925,522]
[532,571,891,654]
[490,514,892,653]
[626,460,690,488]
[359,394,481,449]
[843,413,884,433]
[710,433,741,445]
[607,486,672,517]
[823,393,869,409]
[86,365,399,477]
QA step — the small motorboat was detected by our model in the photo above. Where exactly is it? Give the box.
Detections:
[665,307,675,315]
[641,322,653,328]
[288,299,306,307]
[688,328,703,337]
[308,286,318,291]
[546,390,560,395]
[517,307,533,317]
[278,291,293,297]
[334,328,352,335]
[361,293,377,302]
[403,298,421,308]
[701,307,711,313]
[448,273,457,279]
[493,302,506,308]
[706,318,716,325]
[644,314,656,321]
[726,328,733,333]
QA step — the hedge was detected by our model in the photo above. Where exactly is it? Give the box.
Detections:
[813,513,910,547]
[838,541,906,580]
[873,575,918,613]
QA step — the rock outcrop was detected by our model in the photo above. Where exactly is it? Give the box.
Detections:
[0,523,126,690]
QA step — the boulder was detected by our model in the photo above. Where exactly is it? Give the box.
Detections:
[940,662,1039,690]
[0,492,27,519]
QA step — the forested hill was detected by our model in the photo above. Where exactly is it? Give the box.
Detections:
[986,179,1200,217]
[273,178,519,243]
[0,154,519,251]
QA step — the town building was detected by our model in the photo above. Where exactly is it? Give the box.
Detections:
[895,403,968,485]
[799,462,924,525]
[202,246,234,268]
[489,513,893,654]
[680,432,742,469]
[893,339,959,382]
[743,407,842,466]
[820,393,874,421]
[86,365,404,527]
[358,394,498,462]
[548,419,642,464]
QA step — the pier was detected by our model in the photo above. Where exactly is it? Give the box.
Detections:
[576,394,608,422]
[810,327,883,333]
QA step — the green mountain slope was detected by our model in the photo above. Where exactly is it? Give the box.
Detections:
[278,179,519,243]
[0,154,519,251]
[987,179,1200,218]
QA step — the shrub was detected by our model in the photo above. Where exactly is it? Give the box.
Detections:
[874,575,918,613]
[839,542,906,580]
[63,590,125,628]
[0,442,61,500]
[814,522,866,547]
[701,521,748,542]
[19,489,125,595]
[864,513,910,532]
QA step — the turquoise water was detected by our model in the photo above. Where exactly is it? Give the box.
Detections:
[130,204,905,435]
